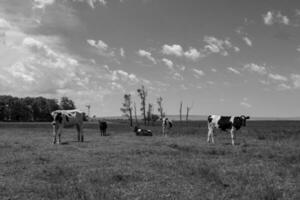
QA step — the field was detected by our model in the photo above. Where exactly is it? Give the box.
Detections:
[0,121,299,200]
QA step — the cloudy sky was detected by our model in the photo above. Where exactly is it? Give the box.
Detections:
[0,0,299,117]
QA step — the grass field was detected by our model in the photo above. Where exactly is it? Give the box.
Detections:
[0,121,299,200]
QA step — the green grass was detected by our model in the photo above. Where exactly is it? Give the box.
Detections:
[0,121,299,200]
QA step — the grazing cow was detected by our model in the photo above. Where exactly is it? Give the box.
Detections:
[207,115,250,145]
[99,121,108,136]
[162,117,173,136]
[51,110,84,144]
[134,126,153,136]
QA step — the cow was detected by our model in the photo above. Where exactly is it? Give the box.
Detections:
[51,110,84,144]
[207,115,250,145]
[134,126,153,136]
[99,121,108,136]
[162,117,173,137]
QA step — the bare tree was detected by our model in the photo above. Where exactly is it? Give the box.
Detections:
[157,96,164,119]
[186,103,193,124]
[147,103,153,125]
[137,85,147,125]
[120,94,133,127]
[179,101,183,122]
[134,102,138,125]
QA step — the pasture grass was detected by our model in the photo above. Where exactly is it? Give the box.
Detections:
[0,121,299,200]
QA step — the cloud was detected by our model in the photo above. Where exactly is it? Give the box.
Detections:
[211,68,217,72]
[268,73,288,82]
[297,46,300,52]
[184,48,202,61]
[138,49,156,64]
[263,11,290,26]
[243,37,252,47]
[162,44,183,56]
[71,0,107,8]
[227,67,241,74]
[277,83,292,90]
[162,58,174,69]
[192,68,205,78]
[87,39,115,57]
[240,101,252,108]
[291,74,300,88]
[244,63,267,75]
[33,0,55,9]
[172,72,184,81]
[111,69,139,83]
[0,18,12,29]
[120,48,125,57]
[204,36,239,56]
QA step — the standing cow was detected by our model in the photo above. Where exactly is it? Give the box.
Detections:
[162,117,173,137]
[207,115,250,145]
[99,121,108,136]
[51,110,84,144]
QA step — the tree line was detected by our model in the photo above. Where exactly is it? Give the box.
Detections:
[0,95,76,122]
[120,85,193,126]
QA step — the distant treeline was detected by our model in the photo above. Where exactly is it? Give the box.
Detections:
[0,95,76,122]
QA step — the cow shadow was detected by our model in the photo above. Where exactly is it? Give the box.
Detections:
[224,142,241,146]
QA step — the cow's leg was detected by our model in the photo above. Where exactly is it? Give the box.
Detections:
[230,128,235,146]
[76,125,81,142]
[80,125,84,142]
[52,126,57,144]
[57,128,62,144]
[207,127,214,143]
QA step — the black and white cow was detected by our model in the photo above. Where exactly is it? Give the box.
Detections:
[207,115,250,145]
[162,117,173,136]
[134,126,153,136]
[98,121,108,136]
[51,110,84,144]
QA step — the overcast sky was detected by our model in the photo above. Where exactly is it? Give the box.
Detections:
[0,0,299,117]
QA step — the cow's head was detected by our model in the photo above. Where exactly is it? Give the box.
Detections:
[240,115,250,126]
[51,111,63,126]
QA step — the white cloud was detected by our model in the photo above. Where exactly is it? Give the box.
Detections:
[87,39,114,57]
[211,68,217,72]
[204,36,239,56]
[71,0,107,8]
[291,74,300,88]
[172,72,184,81]
[244,63,267,75]
[240,101,252,108]
[162,44,183,56]
[33,0,55,9]
[120,48,125,57]
[184,48,202,61]
[297,46,300,52]
[263,11,290,26]
[227,67,241,74]
[192,68,205,78]
[162,58,173,69]
[268,73,288,82]
[111,69,139,83]
[0,18,12,29]
[243,37,252,47]
[277,83,292,90]
[138,49,156,64]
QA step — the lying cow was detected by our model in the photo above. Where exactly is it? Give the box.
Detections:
[207,115,250,145]
[162,117,173,137]
[98,121,108,136]
[134,126,153,136]
[51,110,84,144]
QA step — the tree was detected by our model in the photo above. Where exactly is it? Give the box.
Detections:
[147,103,153,125]
[179,101,183,122]
[157,96,164,119]
[137,85,147,125]
[60,96,76,110]
[120,94,133,127]
[186,103,193,124]
[133,102,138,125]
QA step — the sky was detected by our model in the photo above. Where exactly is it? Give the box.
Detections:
[0,0,299,117]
